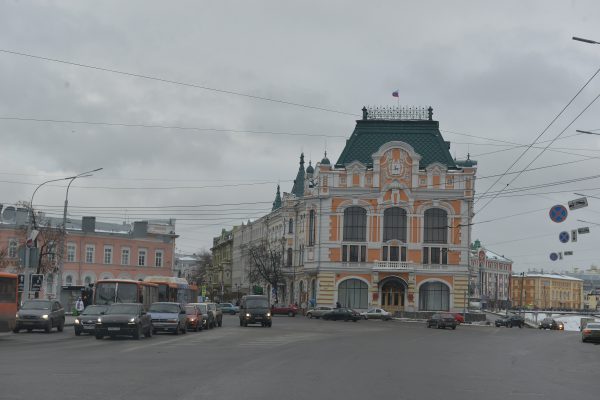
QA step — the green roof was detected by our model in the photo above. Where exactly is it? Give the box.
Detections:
[335,119,457,169]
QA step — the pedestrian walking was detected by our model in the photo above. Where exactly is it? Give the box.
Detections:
[75,297,84,315]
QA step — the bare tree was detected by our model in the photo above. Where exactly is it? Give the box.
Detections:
[188,250,212,286]
[245,239,285,303]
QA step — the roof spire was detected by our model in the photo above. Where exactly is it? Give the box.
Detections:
[272,184,282,211]
[291,153,306,197]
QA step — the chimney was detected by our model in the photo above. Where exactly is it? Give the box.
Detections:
[133,221,148,238]
[82,216,96,233]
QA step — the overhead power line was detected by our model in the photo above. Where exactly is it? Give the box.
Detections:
[0,48,358,117]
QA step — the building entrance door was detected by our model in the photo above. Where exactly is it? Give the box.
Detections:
[381,280,405,313]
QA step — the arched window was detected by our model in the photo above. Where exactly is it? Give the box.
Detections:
[287,248,293,268]
[424,208,447,243]
[288,218,293,234]
[419,281,450,311]
[84,276,92,286]
[383,207,407,242]
[338,279,368,309]
[343,207,367,242]
[308,210,316,246]
[65,276,73,286]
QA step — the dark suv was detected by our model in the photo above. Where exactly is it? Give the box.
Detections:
[495,315,525,328]
[14,299,65,333]
[239,295,272,327]
[539,318,563,330]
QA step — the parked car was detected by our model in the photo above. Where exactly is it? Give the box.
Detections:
[271,303,299,317]
[427,313,457,329]
[360,308,392,320]
[205,302,223,327]
[189,303,214,329]
[74,305,108,336]
[217,303,238,315]
[581,322,600,343]
[322,308,360,322]
[95,303,152,340]
[148,302,187,335]
[239,295,272,327]
[13,299,65,333]
[495,315,525,328]
[184,304,203,332]
[306,306,334,319]
[539,318,563,330]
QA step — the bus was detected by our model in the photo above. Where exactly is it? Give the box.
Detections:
[0,272,18,332]
[143,276,199,305]
[93,279,158,311]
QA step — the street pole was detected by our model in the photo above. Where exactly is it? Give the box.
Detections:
[519,272,525,315]
[56,168,102,305]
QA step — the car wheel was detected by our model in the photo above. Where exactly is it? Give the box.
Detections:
[268,322,272,327]
[133,325,141,340]
[174,324,180,335]
[243,321,248,327]
[508,322,512,328]
[12,327,20,333]
[239,319,243,327]
[145,328,152,338]
[57,319,65,332]
[452,326,456,330]
[307,313,313,319]
[182,324,187,334]
[194,324,199,332]
[152,329,157,335]
[218,320,222,327]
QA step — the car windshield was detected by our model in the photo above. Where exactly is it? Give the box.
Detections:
[185,307,198,315]
[106,304,139,314]
[149,304,180,313]
[82,306,107,315]
[246,299,269,308]
[21,301,51,310]
[222,303,232,307]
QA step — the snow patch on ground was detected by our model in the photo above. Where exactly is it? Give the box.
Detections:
[523,312,599,331]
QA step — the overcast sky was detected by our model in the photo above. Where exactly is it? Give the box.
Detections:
[1,1,600,272]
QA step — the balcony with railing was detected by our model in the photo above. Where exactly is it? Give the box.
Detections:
[373,260,465,272]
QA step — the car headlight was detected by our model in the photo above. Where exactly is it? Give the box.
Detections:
[97,317,102,323]
[190,318,196,322]
[15,313,19,319]
[266,312,271,317]
[42,314,49,320]
[246,313,251,317]
[129,317,137,324]
[74,319,80,324]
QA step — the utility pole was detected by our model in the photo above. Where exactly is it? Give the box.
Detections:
[519,272,525,315]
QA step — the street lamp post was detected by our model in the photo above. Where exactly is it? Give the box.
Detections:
[22,176,79,302]
[55,168,102,305]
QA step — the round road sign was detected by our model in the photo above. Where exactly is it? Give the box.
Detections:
[550,252,559,261]
[549,205,568,223]
[559,231,570,243]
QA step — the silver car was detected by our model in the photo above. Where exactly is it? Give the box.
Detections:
[360,308,392,320]
[306,306,334,319]
[581,322,600,343]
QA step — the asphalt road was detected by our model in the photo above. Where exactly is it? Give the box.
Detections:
[1,315,598,400]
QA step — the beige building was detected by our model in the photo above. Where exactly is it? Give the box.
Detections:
[510,273,583,310]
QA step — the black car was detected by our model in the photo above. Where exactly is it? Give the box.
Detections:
[95,303,152,340]
[426,313,457,329]
[322,308,360,322]
[495,315,525,328]
[14,299,65,333]
[539,318,563,330]
[74,305,108,336]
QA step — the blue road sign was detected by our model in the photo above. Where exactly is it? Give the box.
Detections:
[559,231,570,243]
[549,205,568,223]
[550,252,559,261]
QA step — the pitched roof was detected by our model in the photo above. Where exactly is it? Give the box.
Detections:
[335,119,457,169]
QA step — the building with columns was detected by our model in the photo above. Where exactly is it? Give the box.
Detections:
[469,239,512,309]
[228,106,477,314]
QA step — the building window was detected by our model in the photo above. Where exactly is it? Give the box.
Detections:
[104,246,113,264]
[66,276,73,286]
[138,249,147,266]
[85,245,95,264]
[422,247,448,265]
[338,279,368,309]
[121,248,130,265]
[383,207,407,242]
[67,243,76,263]
[47,241,56,262]
[287,248,293,267]
[84,276,92,286]
[288,218,293,234]
[343,206,367,242]
[155,250,163,267]
[8,238,17,258]
[342,244,367,263]
[308,210,316,246]
[424,208,448,244]
[419,282,450,311]
[382,245,407,262]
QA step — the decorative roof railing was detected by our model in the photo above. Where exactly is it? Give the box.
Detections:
[362,106,433,121]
